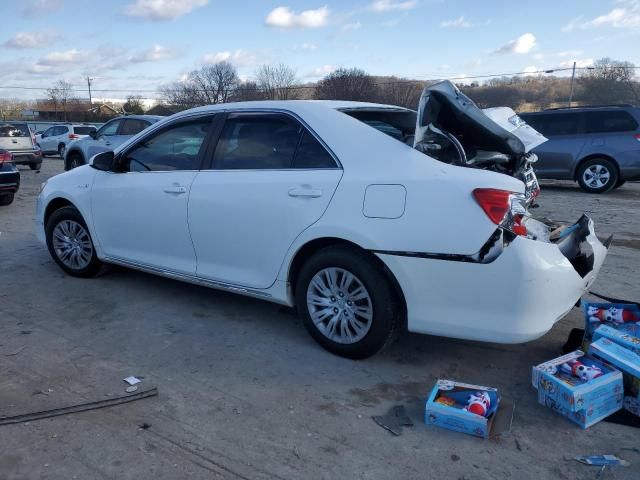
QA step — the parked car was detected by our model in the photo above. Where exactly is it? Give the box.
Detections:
[0,149,20,206]
[36,124,97,158]
[36,99,607,359]
[64,115,162,170]
[0,122,42,170]
[519,105,640,193]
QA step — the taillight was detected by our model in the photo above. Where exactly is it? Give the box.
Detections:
[634,133,640,142]
[473,188,529,237]
[0,151,12,163]
[68,133,79,140]
[472,189,511,224]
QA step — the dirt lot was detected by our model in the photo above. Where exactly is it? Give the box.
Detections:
[1,158,639,480]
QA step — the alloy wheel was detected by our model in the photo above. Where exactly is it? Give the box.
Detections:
[51,220,93,270]
[582,164,611,190]
[306,267,373,344]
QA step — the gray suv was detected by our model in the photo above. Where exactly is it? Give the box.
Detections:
[520,105,640,193]
[64,115,162,170]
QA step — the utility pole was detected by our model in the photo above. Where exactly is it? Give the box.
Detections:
[86,76,93,105]
[568,61,576,107]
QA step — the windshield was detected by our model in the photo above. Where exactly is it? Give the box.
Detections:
[0,123,30,137]
[74,126,96,135]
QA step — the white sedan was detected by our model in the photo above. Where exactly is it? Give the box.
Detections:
[36,98,608,358]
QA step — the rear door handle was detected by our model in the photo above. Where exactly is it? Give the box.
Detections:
[164,186,187,195]
[288,187,322,198]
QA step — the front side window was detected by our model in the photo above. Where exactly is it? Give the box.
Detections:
[97,120,121,137]
[120,117,211,172]
[213,114,301,170]
[120,119,150,136]
[585,111,639,134]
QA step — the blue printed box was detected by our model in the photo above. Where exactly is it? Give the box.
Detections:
[589,337,640,417]
[532,350,623,428]
[425,380,512,439]
[593,324,640,355]
[582,301,640,343]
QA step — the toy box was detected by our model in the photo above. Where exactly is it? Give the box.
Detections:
[532,350,623,428]
[582,301,640,344]
[424,380,513,438]
[593,324,640,355]
[589,337,640,417]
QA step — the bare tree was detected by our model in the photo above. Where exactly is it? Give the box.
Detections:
[377,78,424,108]
[158,81,204,110]
[315,68,379,102]
[255,64,299,100]
[578,58,639,105]
[231,81,265,102]
[189,61,239,104]
[46,80,74,121]
[123,95,145,114]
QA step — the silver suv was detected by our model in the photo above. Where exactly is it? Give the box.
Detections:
[0,122,42,170]
[520,105,640,193]
[64,115,162,170]
[36,124,97,158]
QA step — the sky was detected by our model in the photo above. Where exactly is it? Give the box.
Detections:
[1,0,639,103]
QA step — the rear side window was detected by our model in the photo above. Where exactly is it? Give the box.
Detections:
[584,111,639,133]
[0,123,29,137]
[214,115,301,170]
[121,117,211,172]
[524,113,580,136]
[74,126,95,135]
[120,119,150,136]
[293,131,337,169]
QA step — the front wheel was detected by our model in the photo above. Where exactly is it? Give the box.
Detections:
[295,246,401,359]
[66,152,84,170]
[45,206,103,277]
[577,158,618,193]
[29,162,42,170]
[0,193,14,206]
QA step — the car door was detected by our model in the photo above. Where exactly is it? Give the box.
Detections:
[525,112,586,179]
[39,127,56,152]
[189,111,343,289]
[91,115,214,274]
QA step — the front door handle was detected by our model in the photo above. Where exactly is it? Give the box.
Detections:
[164,185,187,195]
[288,187,322,198]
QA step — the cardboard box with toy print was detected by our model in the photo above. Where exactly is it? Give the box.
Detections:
[532,350,623,428]
[593,324,640,355]
[424,379,513,439]
[589,336,640,417]
[582,301,640,346]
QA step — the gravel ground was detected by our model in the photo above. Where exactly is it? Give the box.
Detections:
[1,157,639,480]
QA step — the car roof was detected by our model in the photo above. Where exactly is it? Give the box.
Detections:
[522,105,638,115]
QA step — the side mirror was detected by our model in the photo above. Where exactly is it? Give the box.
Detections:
[89,130,97,139]
[90,151,115,171]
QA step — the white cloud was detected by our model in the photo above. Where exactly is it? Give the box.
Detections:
[21,0,63,17]
[440,16,471,28]
[123,0,208,21]
[523,66,539,76]
[202,49,257,67]
[3,30,59,49]
[559,58,594,68]
[265,6,330,29]
[369,0,417,12]
[294,43,319,51]
[563,2,640,30]
[494,33,536,54]
[38,48,90,66]
[343,21,361,31]
[130,45,175,63]
[561,16,583,32]
[307,64,337,78]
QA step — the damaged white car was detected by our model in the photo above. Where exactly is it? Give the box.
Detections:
[36,81,609,358]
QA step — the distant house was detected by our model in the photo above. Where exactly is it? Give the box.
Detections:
[32,100,122,122]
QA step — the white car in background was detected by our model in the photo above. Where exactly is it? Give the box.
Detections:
[36,88,608,358]
[36,124,97,158]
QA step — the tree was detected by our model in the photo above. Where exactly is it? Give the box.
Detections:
[123,95,145,114]
[578,58,639,105]
[46,80,74,121]
[376,78,424,108]
[231,81,265,102]
[315,68,379,102]
[255,64,299,100]
[158,81,203,110]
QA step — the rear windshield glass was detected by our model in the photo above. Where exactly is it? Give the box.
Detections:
[341,109,417,145]
[73,126,96,135]
[0,123,30,137]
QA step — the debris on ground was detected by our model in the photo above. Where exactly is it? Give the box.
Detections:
[574,454,629,467]
[0,388,158,426]
[123,376,141,386]
[372,405,413,436]
[125,385,138,393]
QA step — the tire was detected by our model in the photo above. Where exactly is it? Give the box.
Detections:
[66,151,84,170]
[613,179,627,189]
[58,143,66,158]
[45,206,103,278]
[0,194,14,206]
[29,162,42,170]
[295,246,401,359]
[577,158,618,193]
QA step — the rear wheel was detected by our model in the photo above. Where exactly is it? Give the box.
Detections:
[66,151,84,170]
[29,162,41,170]
[0,194,14,206]
[577,158,618,193]
[295,246,401,359]
[45,206,103,277]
